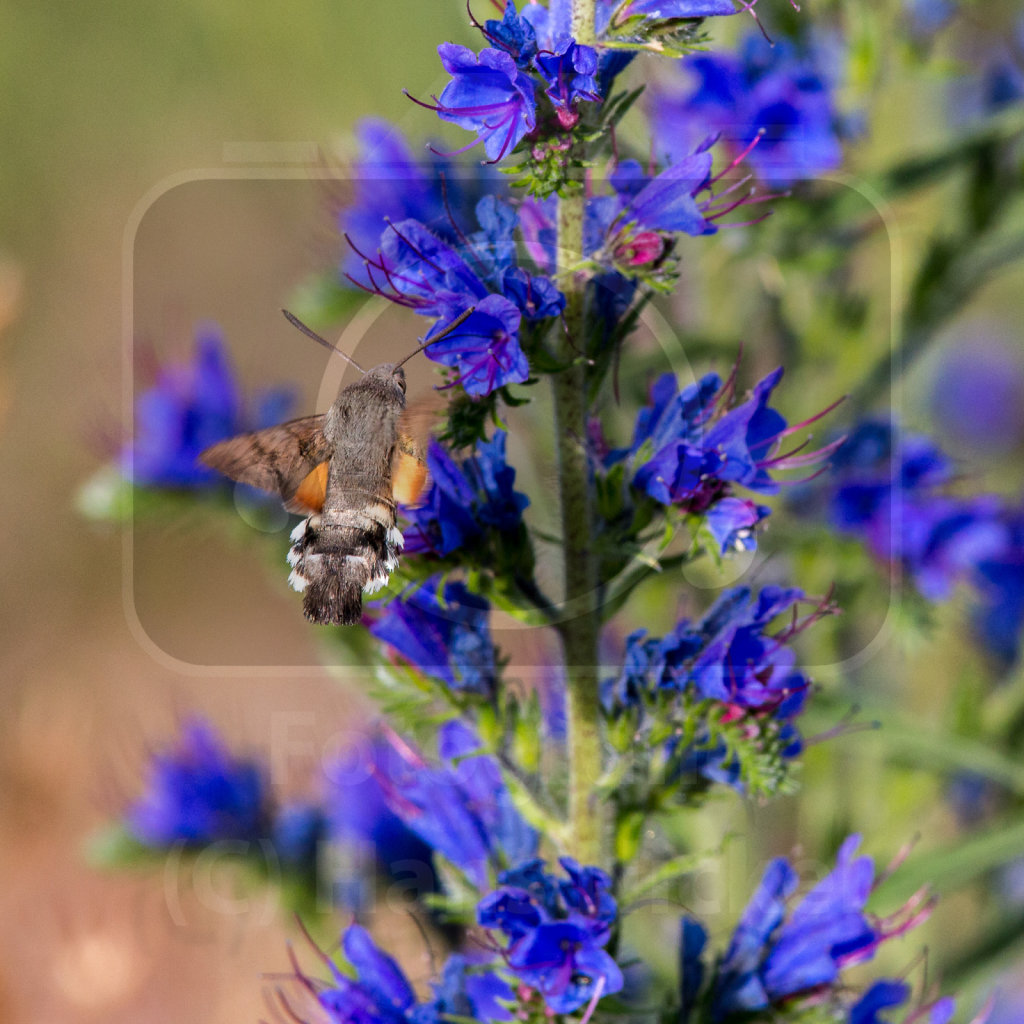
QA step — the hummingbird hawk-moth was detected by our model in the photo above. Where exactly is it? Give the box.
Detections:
[198,309,472,625]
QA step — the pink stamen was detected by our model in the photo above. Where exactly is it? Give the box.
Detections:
[579,975,607,1024]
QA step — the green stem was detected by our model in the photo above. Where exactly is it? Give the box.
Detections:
[552,138,604,867]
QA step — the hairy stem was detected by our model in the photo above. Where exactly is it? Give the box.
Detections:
[552,140,604,867]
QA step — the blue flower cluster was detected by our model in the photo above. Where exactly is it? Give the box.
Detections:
[650,31,845,187]
[822,418,1024,666]
[370,720,538,888]
[607,584,825,789]
[125,718,435,906]
[417,4,603,160]
[477,857,623,1013]
[124,325,292,489]
[402,431,529,557]
[370,578,496,694]
[603,367,836,554]
[681,835,936,1020]
[349,195,563,396]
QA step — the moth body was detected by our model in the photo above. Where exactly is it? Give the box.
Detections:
[200,361,417,626]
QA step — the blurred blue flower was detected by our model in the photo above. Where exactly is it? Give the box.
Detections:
[339,118,502,289]
[650,32,845,187]
[127,718,268,847]
[322,740,438,908]
[478,857,624,1014]
[313,924,423,1024]
[848,979,957,1024]
[681,836,935,1019]
[270,803,327,875]
[370,578,496,694]
[816,418,1024,665]
[124,325,292,489]
[373,721,537,887]
[928,337,1024,455]
[404,431,529,557]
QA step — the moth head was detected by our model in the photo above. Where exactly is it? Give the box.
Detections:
[364,362,406,397]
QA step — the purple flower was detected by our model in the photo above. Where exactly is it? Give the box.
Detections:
[370,578,496,694]
[712,836,934,1017]
[372,721,537,888]
[126,718,268,847]
[477,857,624,1014]
[650,33,844,186]
[124,325,292,489]
[423,44,537,162]
[403,431,529,557]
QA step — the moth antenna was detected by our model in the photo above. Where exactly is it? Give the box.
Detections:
[281,309,366,374]
[392,306,476,371]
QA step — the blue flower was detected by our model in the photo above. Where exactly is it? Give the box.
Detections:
[423,295,529,396]
[509,922,623,1013]
[607,586,827,793]
[482,4,539,68]
[650,32,845,187]
[535,40,601,127]
[370,579,496,694]
[421,44,537,162]
[477,857,624,1014]
[314,924,422,1024]
[710,836,933,1018]
[613,150,718,238]
[404,431,529,556]
[372,721,537,887]
[679,918,707,1021]
[126,718,267,847]
[124,325,293,489]
[353,199,561,396]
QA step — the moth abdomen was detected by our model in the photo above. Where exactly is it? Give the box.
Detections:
[287,511,404,625]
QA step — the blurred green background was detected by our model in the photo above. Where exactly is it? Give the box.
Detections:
[1,2,1023,1022]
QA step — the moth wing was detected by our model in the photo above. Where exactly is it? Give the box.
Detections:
[392,394,442,507]
[199,415,332,512]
